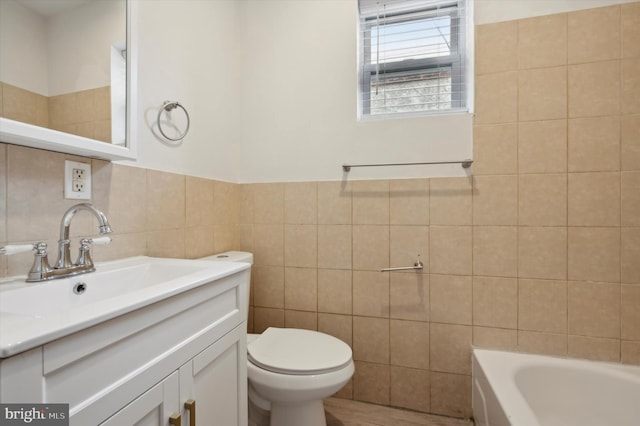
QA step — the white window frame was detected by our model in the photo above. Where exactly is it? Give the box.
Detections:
[359,0,468,119]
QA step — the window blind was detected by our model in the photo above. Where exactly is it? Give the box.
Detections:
[358,0,467,117]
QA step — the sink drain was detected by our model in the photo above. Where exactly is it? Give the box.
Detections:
[73,282,87,295]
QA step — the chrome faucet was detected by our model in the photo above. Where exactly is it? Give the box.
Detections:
[26,203,112,282]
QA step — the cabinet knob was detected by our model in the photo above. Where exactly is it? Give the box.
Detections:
[184,399,196,426]
[169,413,181,426]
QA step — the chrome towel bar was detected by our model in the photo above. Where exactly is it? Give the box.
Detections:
[342,159,473,172]
[381,260,424,272]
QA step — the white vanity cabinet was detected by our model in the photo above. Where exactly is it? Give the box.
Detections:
[0,267,249,426]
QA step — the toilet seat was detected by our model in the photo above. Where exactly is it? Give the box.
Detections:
[248,328,352,375]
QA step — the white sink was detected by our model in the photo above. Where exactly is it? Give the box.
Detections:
[0,256,251,358]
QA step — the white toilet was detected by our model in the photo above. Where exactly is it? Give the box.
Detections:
[200,251,354,426]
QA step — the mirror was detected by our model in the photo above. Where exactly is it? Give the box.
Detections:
[0,0,137,161]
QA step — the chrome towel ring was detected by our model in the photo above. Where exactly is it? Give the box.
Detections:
[157,101,190,142]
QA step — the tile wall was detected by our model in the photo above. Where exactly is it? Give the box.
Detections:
[0,1,639,420]
[0,82,112,142]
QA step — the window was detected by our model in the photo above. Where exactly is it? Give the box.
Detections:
[358,0,468,118]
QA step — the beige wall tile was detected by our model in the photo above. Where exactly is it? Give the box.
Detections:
[569,281,621,338]
[519,174,567,226]
[253,265,284,308]
[430,372,472,418]
[390,226,428,271]
[318,269,352,315]
[472,327,518,350]
[284,181,317,224]
[253,224,284,266]
[48,93,77,127]
[353,271,389,318]
[0,83,4,117]
[622,2,640,58]
[473,277,518,329]
[238,224,253,253]
[622,114,640,171]
[284,310,317,330]
[284,224,317,268]
[318,313,352,347]
[239,184,254,225]
[518,67,568,121]
[318,225,352,269]
[353,317,390,364]
[353,361,389,405]
[352,180,389,225]
[390,273,429,322]
[519,279,568,333]
[94,86,111,121]
[518,120,568,174]
[390,367,430,413]
[390,320,429,369]
[7,146,91,242]
[569,61,621,118]
[353,225,389,271]
[92,232,147,262]
[317,181,351,224]
[622,341,640,365]
[146,170,185,231]
[518,13,567,69]
[430,177,472,225]
[285,267,317,311]
[519,227,568,280]
[3,84,38,125]
[430,274,472,325]
[475,71,518,124]
[568,228,621,283]
[623,58,640,114]
[568,5,621,64]
[430,226,472,275]
[473,124,518,175]
[517,330,568,356]
[474,226,518,278]
[92,163,147,234]
[569,117,621,172]
[568,172,621,226]
[621,284,640,340]
[213,224,237,254]
[622,172,640,226]
[253,307,284,333]
[475,21,518,75]
[622,228,640,284]
[253,183,284,224]
[213,180,239,225]
[185,226,215,258]
[147,228,185,258]
[473,175,518,225]
[430,323,472,374]
[568,335,620,362]
[186,177,214,227]
[389,179,429,225]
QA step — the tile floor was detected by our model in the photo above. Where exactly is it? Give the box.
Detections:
[324,398,474,426]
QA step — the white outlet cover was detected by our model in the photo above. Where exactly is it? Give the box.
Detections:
[64,160,91,200]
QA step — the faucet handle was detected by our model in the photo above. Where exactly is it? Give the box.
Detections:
[0,243,39,255]
[88,236,112,245]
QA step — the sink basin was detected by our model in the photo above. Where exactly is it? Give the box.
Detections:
[1,262,211,316]
[0,256,251,358]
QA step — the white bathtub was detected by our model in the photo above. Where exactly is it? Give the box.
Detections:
[472,349,640,426]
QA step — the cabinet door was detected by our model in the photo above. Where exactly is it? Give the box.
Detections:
[100,371,180,426]
[179,325,247,426]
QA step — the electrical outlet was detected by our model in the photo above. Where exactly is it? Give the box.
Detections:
[65,161,91,200]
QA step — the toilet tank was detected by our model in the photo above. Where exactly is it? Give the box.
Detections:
[200,251,253,265]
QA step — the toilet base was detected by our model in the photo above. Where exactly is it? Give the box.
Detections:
[270,400,326,426]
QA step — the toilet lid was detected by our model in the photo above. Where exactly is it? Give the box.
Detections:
[248,328,352,375]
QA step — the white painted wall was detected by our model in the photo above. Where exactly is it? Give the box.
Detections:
[0,0,48,96]
[238,0,473,182]
[126,0,243,182]
[47,0,125,96]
